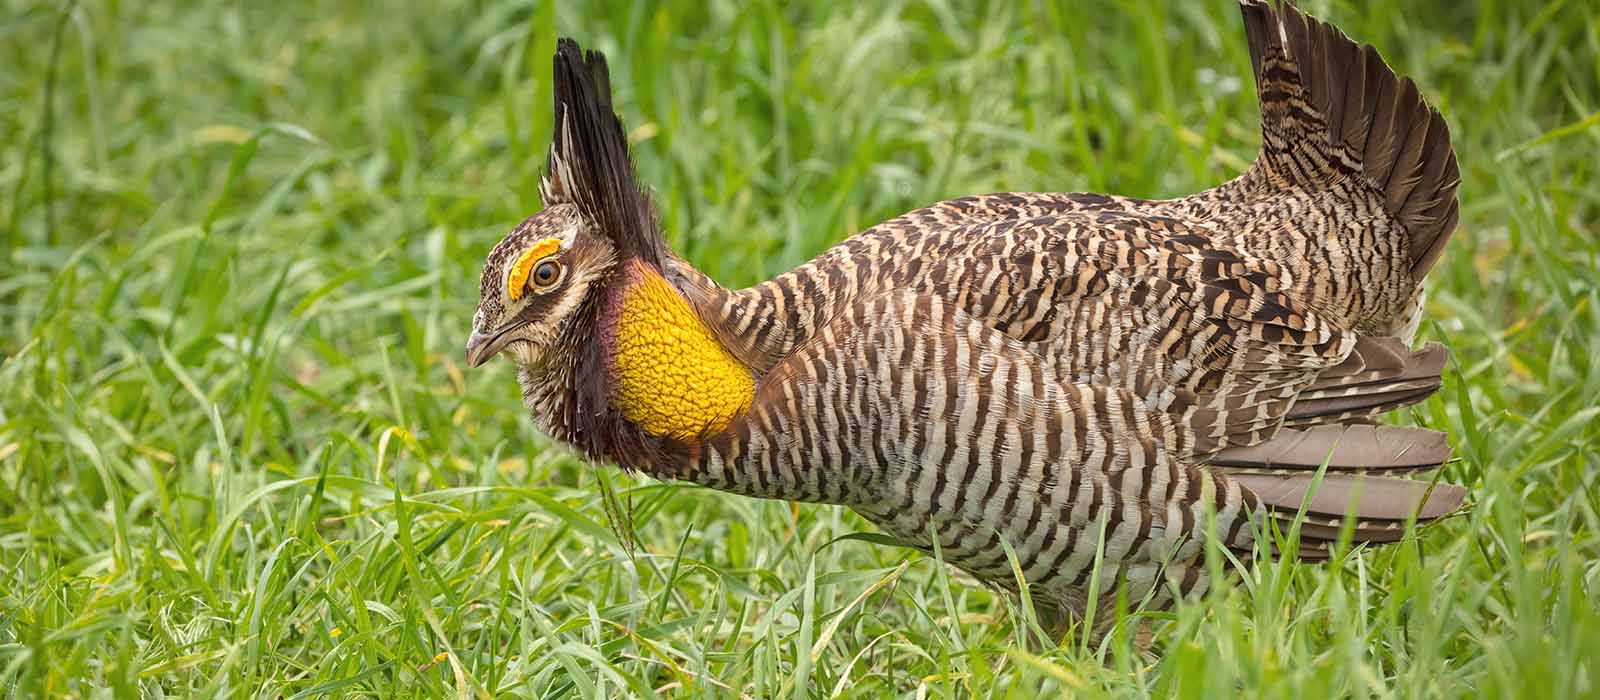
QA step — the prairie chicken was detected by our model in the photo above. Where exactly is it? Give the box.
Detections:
[467,0,1466,639]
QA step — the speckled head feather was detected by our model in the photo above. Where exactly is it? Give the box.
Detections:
[544,39,666,268]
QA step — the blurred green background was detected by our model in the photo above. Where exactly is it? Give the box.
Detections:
[2,0,1597,697]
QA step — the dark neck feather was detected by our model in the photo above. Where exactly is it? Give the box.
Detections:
[518,272,671,475]
[520,258,758,482]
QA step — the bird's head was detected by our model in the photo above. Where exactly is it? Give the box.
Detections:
[463,202,619,369]
[465,39,665,371]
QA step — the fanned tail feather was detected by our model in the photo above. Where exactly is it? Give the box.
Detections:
[1207,333,1461,560]
[1153,2,1471,568]
[1239,0,1462,280]
[1211,420,1462,562]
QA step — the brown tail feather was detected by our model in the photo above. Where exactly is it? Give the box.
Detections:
[1239,0,1461,279]
[1212,420,1464,564]
[1316,335,1408,379]
[1275,517,1411,544]
[1224,471,1464,564]
[1232,472,1465,523]
[1236,542,1340,562]
[1211,424,1451,475]
[1230,515,1417,563]
[1285,383,1441,425]
[1285,338,1446,425]
[1306,340,1446,393]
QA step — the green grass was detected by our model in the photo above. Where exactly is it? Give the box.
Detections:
[3,0,1598,696]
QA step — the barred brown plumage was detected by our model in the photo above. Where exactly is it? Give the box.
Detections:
[467,0,1468,644]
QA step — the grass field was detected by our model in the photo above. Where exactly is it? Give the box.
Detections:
[4,0,1599,697]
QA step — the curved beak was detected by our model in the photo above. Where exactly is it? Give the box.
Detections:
[464,325,518,368]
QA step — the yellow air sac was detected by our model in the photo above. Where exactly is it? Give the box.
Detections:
[609,261,754,440]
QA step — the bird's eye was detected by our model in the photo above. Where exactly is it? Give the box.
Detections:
[505,239,563,302]
[532,260,562,288]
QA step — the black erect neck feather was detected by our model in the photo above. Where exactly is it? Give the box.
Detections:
[546,39,680,474]
[549,39,666,268]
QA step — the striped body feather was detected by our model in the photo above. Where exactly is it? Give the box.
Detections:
[472,0,1470,639]
[652,0,1467,628]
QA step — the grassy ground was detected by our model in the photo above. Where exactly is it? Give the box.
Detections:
[3,0,1598,697]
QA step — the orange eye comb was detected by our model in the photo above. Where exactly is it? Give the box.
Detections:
[506,238,562,301]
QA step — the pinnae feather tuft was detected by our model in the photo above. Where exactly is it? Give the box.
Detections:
[544,38,666,267]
